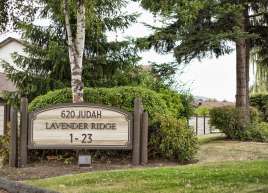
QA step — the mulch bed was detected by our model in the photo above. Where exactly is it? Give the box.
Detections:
[0,159,179,181]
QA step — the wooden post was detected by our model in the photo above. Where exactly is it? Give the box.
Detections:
[203,116,206,135]
[20,97,28,167]
[3,104,7,135]
[4,104,10,135]
[141,111,148,165]
[195,115,198,135]
[9,107,18,168]
[132,98,142,165]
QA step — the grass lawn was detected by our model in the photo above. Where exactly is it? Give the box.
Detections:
[27,160,268,193]
[197,133,226,145]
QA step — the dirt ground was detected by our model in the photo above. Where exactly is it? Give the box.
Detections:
[0,139,268,181]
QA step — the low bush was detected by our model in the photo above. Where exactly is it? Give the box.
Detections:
[242,122,268,142]
[29,86,196,162]
[250,94,268,121]
[0,134,9,165]
[151,115,198,162]
[194,106,210,116]
[209,106,243,139]
[209,106,267,142]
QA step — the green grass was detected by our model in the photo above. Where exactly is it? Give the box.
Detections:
[27,160,268,193]
[198,133,226,144]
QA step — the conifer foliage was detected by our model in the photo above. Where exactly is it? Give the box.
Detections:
[1,0,139,101]
[137,0,268,128]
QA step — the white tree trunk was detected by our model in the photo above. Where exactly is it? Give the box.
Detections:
[63,0,85,103]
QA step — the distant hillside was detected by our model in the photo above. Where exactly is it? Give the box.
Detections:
[193,96,234,108]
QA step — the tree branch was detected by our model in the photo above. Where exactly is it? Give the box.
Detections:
[63,0,73,48]
[75,0,86,66]
[247,12,268,18]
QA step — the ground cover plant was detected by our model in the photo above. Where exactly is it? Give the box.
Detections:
[26,160,268,193]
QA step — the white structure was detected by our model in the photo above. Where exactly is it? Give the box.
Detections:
[0,36,21,95]
[0,36,23,135]
[0,37,25,73]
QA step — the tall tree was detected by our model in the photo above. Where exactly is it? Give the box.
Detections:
[63,0,86,103]
[137,0,268,128]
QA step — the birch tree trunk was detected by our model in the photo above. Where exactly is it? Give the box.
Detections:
[63,0,86,103]
[236,9,250,128]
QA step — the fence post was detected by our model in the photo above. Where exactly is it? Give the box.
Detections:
[203,116,206,135]
[20,97,28,167]
[9,107,18,168]
[195,115,198,135]
[141,111,148,165]
[132,98,142,165]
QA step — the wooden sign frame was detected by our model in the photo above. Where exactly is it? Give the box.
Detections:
[28,103,133,150]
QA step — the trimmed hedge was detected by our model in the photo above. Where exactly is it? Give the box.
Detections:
[29,86,197,162]
[30,87,187,120]
[209,106,267,142]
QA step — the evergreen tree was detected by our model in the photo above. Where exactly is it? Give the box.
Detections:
[2,0,140,101]
[0,0,8,32]
[137,0,268,127]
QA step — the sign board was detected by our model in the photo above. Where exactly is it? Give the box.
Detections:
[28,104,132,149]
[0,104,4,136]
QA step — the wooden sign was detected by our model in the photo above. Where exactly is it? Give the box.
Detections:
[0,104,4,136]
[28,104,132,149]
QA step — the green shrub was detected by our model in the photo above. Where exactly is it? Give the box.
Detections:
[250,94,268,121]
[209,106,267,142]
[194,106,210,116]
[242,122,268,142]
[29,86,196,162]
[30,87,189,121]
[153,115,198,162]
[209,106,242,139]
[0,134,9,165]
[178,93,194,119]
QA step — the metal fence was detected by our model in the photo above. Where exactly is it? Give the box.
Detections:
[188,116,221,136]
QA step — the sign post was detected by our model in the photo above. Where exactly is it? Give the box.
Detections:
[20,97,28,167]
[9,107,18,167]
[0,103,5,136]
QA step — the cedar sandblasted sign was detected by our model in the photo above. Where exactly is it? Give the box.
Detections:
[28,104,132,149]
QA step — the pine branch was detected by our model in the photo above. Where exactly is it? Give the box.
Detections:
[247,12,268,18]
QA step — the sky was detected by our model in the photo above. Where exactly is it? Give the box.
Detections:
[108,1,255,102]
